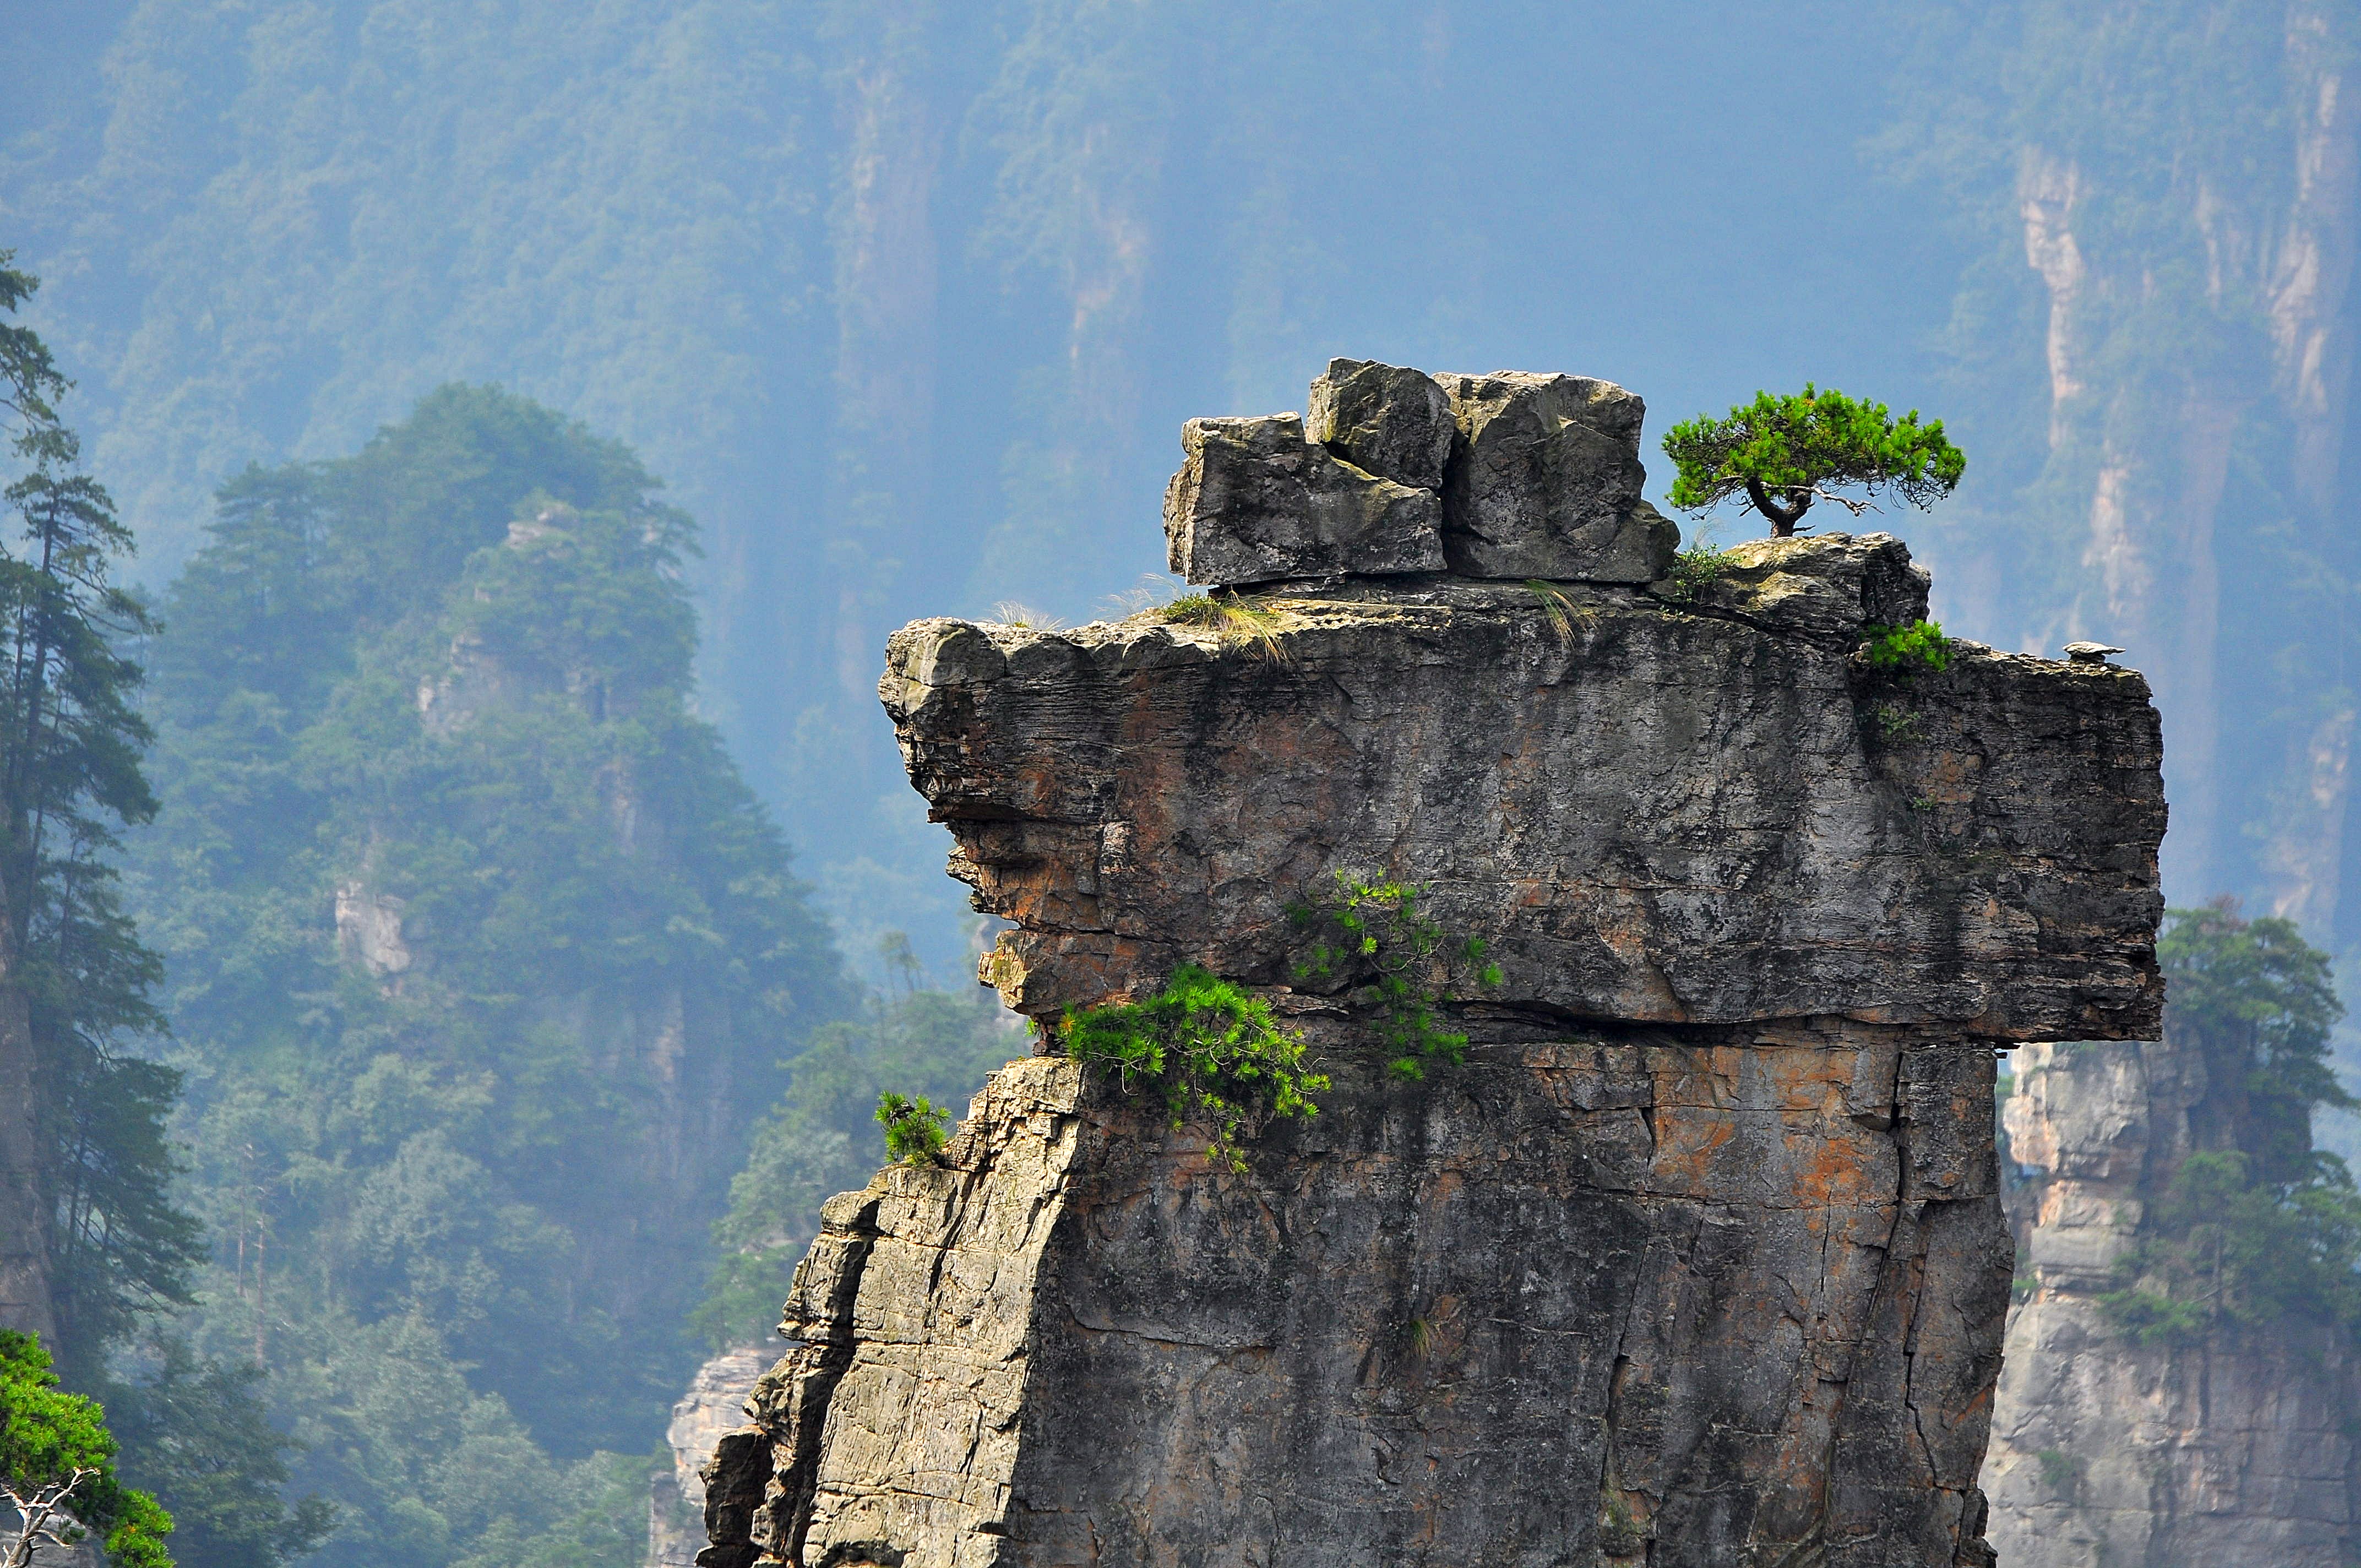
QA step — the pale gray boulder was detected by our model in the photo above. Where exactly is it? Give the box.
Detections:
[1437,369,1678,581]
[1305,357,1455,490]
[1162,413,1443,586]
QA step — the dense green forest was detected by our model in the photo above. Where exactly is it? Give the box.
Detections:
[110,384,873,1565]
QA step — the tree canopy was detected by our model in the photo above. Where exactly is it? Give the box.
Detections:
[0,1329,172,1568]
[1661,385,1965,537]
[124,384,851,1565]
[2103,902,2361,1341]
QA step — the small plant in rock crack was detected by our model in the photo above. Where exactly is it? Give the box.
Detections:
[1158,592,1290,659]
[1868,702,1921,743]
[875,1091,951,1166]
[1524,579,1586,644]
[1289,874,1502,1080]
[1663,541,1736,603]
[1862,618,1952,676]
[1058,963,1330,1173]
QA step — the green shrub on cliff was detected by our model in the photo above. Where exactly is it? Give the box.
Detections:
[875,1093,951,1166]
[1291,875,1499,1081]
[1060,963,1329,1173]
[1862,619,1952,676]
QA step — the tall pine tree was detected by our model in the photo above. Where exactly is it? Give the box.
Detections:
[0,249,197,1373]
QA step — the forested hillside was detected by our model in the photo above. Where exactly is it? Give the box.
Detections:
[120,385,854,1564]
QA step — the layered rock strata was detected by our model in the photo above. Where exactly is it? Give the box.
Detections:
[1984,1041,2361,1566]
[704,364,2166,1568]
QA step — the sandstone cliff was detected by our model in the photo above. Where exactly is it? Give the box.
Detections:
[1985,1039,2361,1566]
[704,361,2167,1567]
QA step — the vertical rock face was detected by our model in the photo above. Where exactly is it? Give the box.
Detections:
[1985,1041,2361,1566]
[705,366,2167,1568]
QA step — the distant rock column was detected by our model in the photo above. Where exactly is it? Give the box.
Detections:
[650,1346,775,1568]
[1984,1041,2361,1567]
[702,362,2167,1568]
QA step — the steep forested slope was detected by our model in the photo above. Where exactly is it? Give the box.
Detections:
[124,385,850,1564]
[1883,0,2361,947]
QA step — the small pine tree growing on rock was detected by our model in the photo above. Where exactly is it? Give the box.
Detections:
[1663,385,1965,537]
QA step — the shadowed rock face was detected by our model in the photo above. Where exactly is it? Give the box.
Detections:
[702,367,2165,1568]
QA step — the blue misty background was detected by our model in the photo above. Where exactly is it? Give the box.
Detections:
[2,1,1975,979]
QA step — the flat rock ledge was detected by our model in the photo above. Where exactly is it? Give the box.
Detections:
[703,368,2166,1568]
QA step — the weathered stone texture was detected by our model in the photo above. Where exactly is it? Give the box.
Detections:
[712,1030,2015,1568]
[1984,1040,2361,1567]
[1306,357,1455,490]
[1163,413,1443,585]
[1437,371,1677,581]
[894,568,2159,1042]
[705,369,2164,1568]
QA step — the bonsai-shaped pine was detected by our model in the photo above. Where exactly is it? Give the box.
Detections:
[1662,385,1965,538]
[1,1330,172,1567]
[874,1091,951,1167]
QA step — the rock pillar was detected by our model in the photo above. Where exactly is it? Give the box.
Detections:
[704,361,2166,1567]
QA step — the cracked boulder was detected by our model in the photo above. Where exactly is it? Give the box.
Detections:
[1438,370,1678,581]
[1162,413,1443,585]
[1305,357,1455,491]
[1674,531,1934,641]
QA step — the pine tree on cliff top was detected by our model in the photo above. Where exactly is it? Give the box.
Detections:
[1662,385,1965,537]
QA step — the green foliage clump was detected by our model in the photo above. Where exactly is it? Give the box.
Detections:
[1663,385,1965,537]
[875,1093,951,1167]
[694,967,1016,1351]
[104,1340,333,1568]
[1060,963,1331,1173]
[2159,899,2352,1169]
[1862,619,1953,675]
[1663,543,1733,602]
[0,1329,173,1568]
[2098,904,2361,1342]
[1157,593,1288,658]
[2100,1148,2361,1340]
[1291,875,1499,1081]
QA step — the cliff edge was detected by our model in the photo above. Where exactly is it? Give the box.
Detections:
[703,360,2167,1567]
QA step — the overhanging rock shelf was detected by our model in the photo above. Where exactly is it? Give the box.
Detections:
[702,359,2167,1568]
